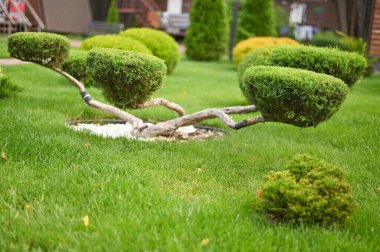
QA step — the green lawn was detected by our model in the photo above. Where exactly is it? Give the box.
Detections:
[0,59,379,251]
[0,38,10,59]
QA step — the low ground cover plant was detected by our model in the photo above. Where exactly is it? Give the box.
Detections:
[259,154,355,225]
[233,37,299,65]
[8,32,366,138]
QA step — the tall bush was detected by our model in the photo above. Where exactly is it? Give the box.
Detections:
[106,0,120,23]
[236,0,277,42]
[185,0,228,61]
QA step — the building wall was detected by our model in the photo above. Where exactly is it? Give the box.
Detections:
[42,0,92,33]
[370,0,380,55]
[277,0,339,30]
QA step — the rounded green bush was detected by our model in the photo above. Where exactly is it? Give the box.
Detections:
[259,154,355,225]
[62,50,98,87]
[87,48,167,109]
[243,66,349,127]
[80,35,152,55]
[119,28,179,73]
[240,45,367,87]
[8,32,70,68]
[185,0,228,61]
[62,50,88,81]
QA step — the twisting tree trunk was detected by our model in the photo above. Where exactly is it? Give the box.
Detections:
[52,68,266,138]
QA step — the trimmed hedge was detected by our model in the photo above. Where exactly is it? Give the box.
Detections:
[120,28,179,73]
[62,50,88,81]
[185,0,228,61]
[87,48,167,108]
[80,35,152,55]
[233,37,299,65]
[240,45,367,87]
[243,66,349,127]
[62,50,98,87]
[8,32,70,68]
[259,154,355,225]
[236,0,277,42]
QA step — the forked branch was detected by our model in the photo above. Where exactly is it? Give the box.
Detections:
[51,67,266,138]
[136,98,186,116]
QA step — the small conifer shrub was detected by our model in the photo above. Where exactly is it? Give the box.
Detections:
[185,0,228,61]
[259,154,355,225]
[106,0,120,23]
[0,67,21,99]
[87,48,167,108]
[236,0,277,42]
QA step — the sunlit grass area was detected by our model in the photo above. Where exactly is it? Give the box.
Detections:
[0,59,379,251]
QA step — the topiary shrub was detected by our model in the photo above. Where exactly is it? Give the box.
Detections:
[119,28,179,73]
[80,35,152,55]
[62,50,98,87]
[87,48,167,109]
[240,45,367,86]
[233,37,299,65]
[243,66,349,127]
[236,0,277,43]
[184,0,228,61]
[8,32,70,68]
[259,154,355,225]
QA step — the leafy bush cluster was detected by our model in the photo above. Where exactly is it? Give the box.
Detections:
[87,48,167,108]
[8,32,70,68]
[80,35,152,55]
[243,66,348,127]
[233,37,299,65]
[236,0,277,43]
[120,28,179,73]
[259,154,355,225]
[184,0,228,61]
[0,67,21,99]
[241,45,367,86]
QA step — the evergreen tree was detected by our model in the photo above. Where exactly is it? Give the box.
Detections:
[236,0,277,42]
[185,0,228,61]
[106,0,120,23]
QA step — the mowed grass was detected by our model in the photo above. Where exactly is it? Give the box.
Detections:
[0,59,379,251]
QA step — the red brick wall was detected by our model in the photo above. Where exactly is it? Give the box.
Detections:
[370,0,380,55]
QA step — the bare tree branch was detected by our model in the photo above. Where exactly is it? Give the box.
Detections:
[135,98,186,116]
[53,68,144,128]
[140,107,265,137]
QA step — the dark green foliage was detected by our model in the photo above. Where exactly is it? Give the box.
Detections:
[106,0,120,23]
[243,66,349,127]
[311,31,342,48]
[120,28,179,73]
[62,50,88,81]
[274,4,288,34]
[259,154,355,225]
[80,35,152,55]
[0,76,21,99]
[8,32,70,68]
[240,45,367,86]
[62,50,97,87]
[87,48,167,108]
[236,0,277,42]
[185,0,228,61]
